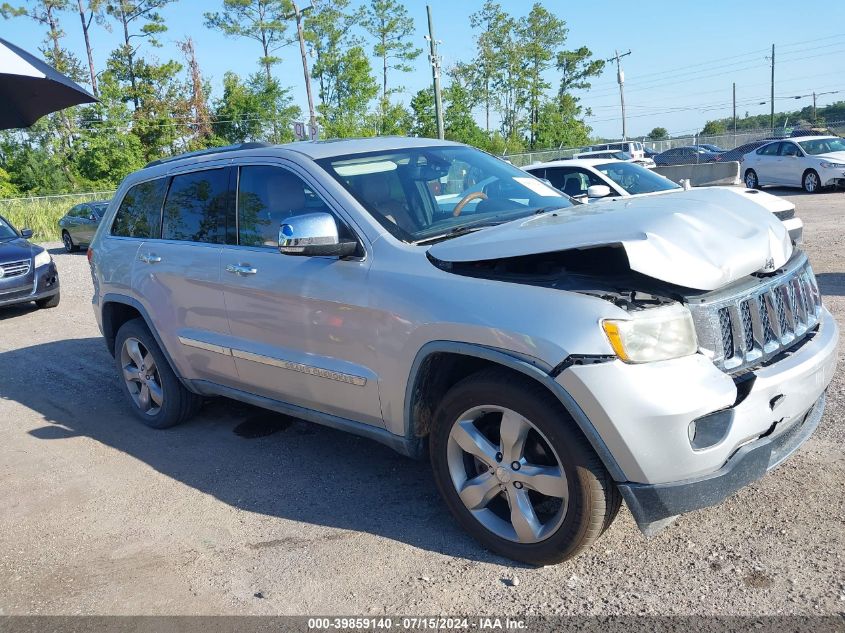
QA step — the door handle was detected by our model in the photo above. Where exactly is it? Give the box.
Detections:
[226,263,258,276]
[139,253,161,264]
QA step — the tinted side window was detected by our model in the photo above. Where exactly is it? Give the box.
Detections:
[111,178,166,238]
[162,169,231,244]
[757,143,780,156]
[237,166,331,248]
[779,143,800,156]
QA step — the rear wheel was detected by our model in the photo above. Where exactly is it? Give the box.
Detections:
[62,231,77,253]
[803,169,821,193]
[429,368,620,566]
[744,169,759,189]
[114,318,201,429]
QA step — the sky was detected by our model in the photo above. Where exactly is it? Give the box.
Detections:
[4,0,845,141]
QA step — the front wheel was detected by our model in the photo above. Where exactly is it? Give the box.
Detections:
[114,318,202,429]
[744,169,759,189]
[429,368,620,566]
[803,169,821,193]
[35,291,60,309]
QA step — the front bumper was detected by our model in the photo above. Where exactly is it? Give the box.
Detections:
[0,261,59,307]
[558,306,838,528]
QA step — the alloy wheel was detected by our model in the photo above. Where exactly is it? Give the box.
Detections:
[63,233,73,252]
[745,171,758,189]
[446,405,568,544]
[804,171,819,192]
[120,337,164,416]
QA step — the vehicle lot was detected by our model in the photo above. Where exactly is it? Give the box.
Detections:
[0,189,843,616]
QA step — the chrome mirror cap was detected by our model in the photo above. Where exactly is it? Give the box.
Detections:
[278,212,357,258]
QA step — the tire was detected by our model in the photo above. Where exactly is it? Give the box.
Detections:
[744,169,759,189]
[62,231,78,253]
[429,368,620,566]
[35,291,60,309]
[114,318,202,429]
[802,169,821,193]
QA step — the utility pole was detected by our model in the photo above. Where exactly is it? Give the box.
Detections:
[286,1,317,137]
[789,90,839,124]
[769,44,775,134]
[605,50,631,140]
[425,5,444,140]
[732,82,736,136]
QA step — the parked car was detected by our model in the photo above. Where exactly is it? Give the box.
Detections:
[713,140,771,163]
[654,146,721,166]
[643,146,660,159]
[89,138,837,565]
[581,140,645,161]
[573,149,655,168]
[742,136,845,192]
[524,158,803,242]
[693,143,725,153]
[0,213,60,309]
[58,200,109,252]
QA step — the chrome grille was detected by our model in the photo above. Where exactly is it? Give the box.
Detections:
[0,259,31,278]
[718,308,734,359]
[687,253,822,373]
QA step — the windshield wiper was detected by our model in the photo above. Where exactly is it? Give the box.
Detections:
[414,222,495,245]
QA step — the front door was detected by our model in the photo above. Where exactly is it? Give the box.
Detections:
[219,162,383,426]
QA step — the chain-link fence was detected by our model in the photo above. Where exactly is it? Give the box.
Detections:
[505,120,845,166]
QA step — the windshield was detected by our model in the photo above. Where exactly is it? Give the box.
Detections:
[797,137,845,155]
[317,146,573,242]
[0,215,18,240]
[595,161,681,195]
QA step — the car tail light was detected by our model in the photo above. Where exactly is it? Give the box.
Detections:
[87,246,93,264]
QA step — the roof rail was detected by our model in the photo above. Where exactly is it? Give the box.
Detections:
[145,142,274,168]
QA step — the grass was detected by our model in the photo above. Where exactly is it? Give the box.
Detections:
[0,192,113,243]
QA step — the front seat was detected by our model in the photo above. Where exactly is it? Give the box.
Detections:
[562,176,585,197]
[359,172,418,234]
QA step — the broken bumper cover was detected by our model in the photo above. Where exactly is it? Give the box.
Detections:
[558,306,837,532]
[618,391,825,534]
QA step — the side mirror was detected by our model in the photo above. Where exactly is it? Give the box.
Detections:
[20,228,33,239]
[279,212,358,258]
[89,214,97,221]
[587,185,611,199]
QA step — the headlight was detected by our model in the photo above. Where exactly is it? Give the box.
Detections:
[601,304,698,363]
[820,161,845,169]
[33,249,52,268]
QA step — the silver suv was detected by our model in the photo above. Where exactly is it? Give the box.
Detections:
[89,138,838,565]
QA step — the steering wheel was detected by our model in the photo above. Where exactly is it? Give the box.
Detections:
[452,191,488,217]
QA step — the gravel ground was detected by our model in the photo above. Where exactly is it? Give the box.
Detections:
[0,189,843,617]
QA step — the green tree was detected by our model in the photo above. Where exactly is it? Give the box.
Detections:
[74,0,106,97]
[466,1,508,133]
[518,3,568,148]
[106,0,173,109]
[204,0,290,82]
[213,72,299,144]
[648,127,668,140]
[361,0,421,101]
[316,46,378,138]
[535,94,591,149]
[304,0,363,110]
[556,46,604,95]
[0,167,18,197]
[410,88,436,138]
[701,120,727,136]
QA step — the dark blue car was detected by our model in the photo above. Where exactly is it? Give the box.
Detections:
[0,213,60,309]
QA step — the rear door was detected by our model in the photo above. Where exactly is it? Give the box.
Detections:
[75,204,99,245]
[219,160,383,426]
[131,163,238,384]
[64,205,84,243]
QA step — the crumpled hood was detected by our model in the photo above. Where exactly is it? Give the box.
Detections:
[428,187,793,291]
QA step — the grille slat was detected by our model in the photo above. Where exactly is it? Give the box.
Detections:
[687,255,820,373]
[0,259,31,278]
